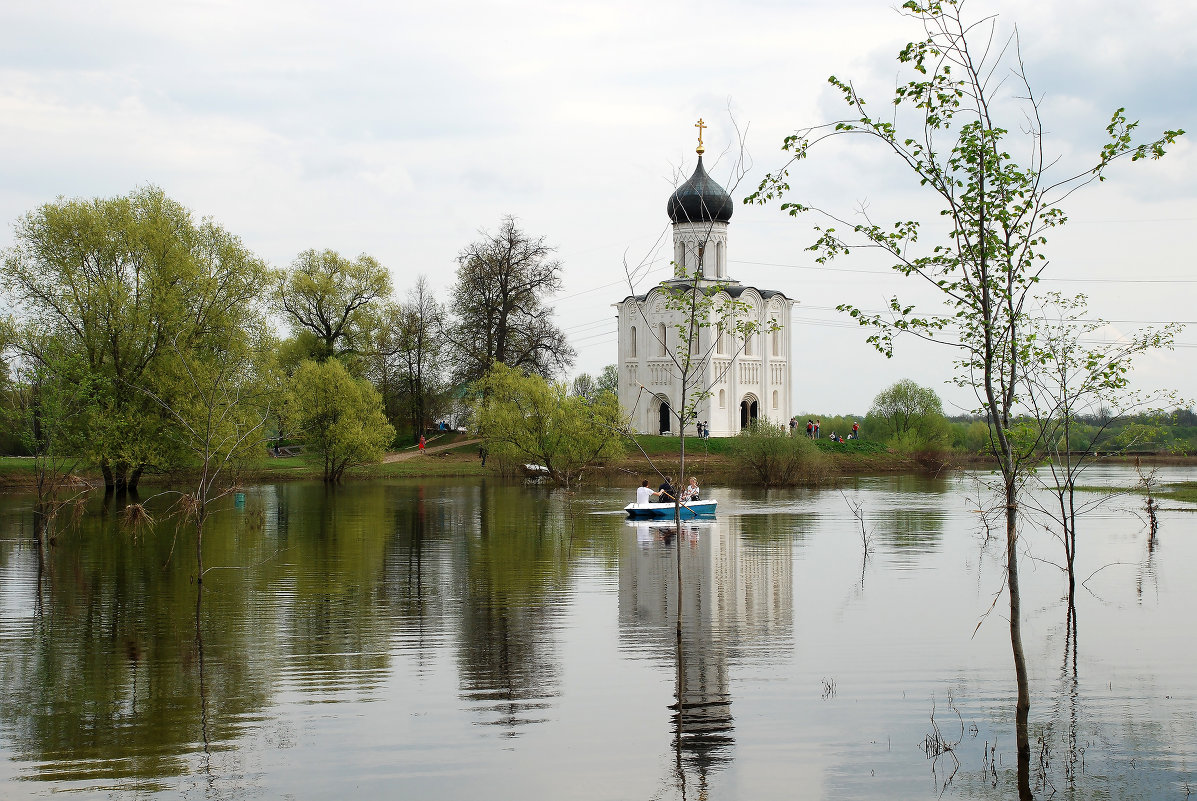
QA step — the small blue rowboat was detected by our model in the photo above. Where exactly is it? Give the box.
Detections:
[624,500,717,519]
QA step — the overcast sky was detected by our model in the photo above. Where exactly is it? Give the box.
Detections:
[2,0,1194,415]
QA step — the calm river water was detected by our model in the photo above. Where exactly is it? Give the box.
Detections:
[0,468,1194,800]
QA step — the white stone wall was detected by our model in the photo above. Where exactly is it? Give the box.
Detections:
[615,287,793,437]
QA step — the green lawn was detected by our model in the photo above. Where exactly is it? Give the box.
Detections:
[626,435,736,456]
[0,456,39,472]
[625,434,888,457]
[814,439,887,455]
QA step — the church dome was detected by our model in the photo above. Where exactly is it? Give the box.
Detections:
[666,156,734,224]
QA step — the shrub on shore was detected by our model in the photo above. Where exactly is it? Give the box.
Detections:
[727,420,828,486]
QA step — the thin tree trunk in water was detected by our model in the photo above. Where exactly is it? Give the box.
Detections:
[1006,479,1033,801]
[101,462,115,492]
[195,519,205,585]
[33,505,48,577]
[195,580,213,775]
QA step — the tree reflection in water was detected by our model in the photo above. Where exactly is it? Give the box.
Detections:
[2,477,1192,799]
[456,481,571,733]
[0,490,274,792]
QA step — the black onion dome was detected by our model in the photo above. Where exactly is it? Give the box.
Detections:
[666,156,733,224]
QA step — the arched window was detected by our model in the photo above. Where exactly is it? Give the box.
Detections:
[716,242,724,278]
[716,325,726,355]
[719,389,726,408]
[629,325,637,358]
[744,332,754,357]
[772,390,779,409]
[690,328,699,355]
[658,323,667,357]
[771,322,781,356]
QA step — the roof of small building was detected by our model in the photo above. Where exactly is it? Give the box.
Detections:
[616,284,791,306]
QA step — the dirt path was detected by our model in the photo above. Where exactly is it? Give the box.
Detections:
[383,438,480,463]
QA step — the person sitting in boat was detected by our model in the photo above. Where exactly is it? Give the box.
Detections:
[636,480,655,506]
[681,477,700,502]
[657,477,677,502]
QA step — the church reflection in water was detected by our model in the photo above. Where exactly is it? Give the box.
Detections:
[618,519,794,784]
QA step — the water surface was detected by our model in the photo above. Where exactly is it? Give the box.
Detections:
[1,469,1194,800]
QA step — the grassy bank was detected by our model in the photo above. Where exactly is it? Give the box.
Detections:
[6,439,1197,491]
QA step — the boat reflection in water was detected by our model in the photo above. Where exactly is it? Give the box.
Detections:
[620,519,794,789]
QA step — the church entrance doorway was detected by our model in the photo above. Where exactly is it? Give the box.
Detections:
[657,398,672,435]
[739,395,759,430]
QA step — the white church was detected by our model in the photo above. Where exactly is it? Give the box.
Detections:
[615,126,795,437]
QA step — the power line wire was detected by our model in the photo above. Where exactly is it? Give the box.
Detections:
[731,258,1197,284]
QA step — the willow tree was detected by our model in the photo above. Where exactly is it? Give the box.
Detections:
[473,362,623,490]
[285,358,395,483]
[277,248,392,363]
[2,186,275,492]
[748,1,1182,791]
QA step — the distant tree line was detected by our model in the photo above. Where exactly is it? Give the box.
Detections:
[793,378,1195,457]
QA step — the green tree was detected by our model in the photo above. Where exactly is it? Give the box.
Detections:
[570,365,622,403]
[748,1,1182,787]
[277,248,392,363]
[597,364,619,397]
[395,276,447,438]
[727,420,825,486]
[4,335,93,566]
[2,186,274,492]
[286,358,395,482]
[446,217,574,384]
[473,362,623,489]
[867,379,950,450]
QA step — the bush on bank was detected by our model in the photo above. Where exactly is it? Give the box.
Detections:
[726,420,829,486]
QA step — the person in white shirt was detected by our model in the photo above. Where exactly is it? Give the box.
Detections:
[681,477,700,502]
[636,480,655,506]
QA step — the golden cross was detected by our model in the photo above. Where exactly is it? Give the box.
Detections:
[695,118,707,154]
